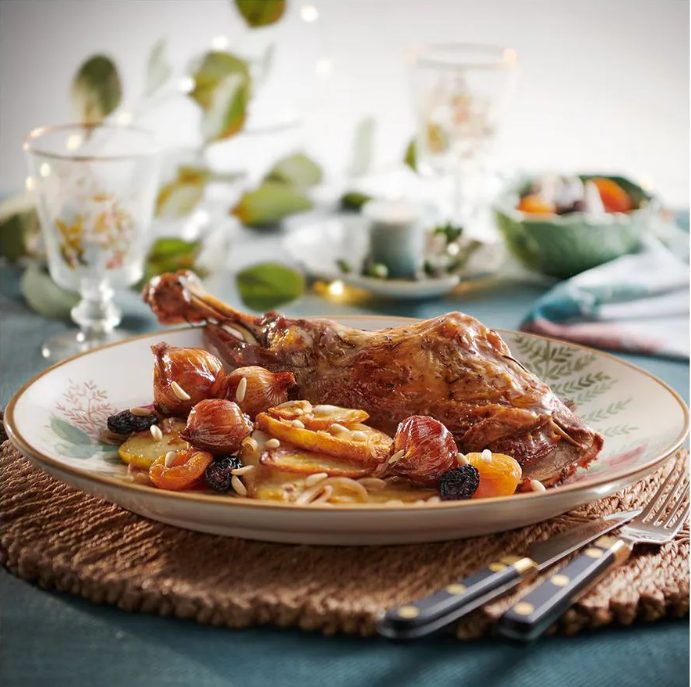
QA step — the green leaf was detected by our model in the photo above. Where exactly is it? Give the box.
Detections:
[347,117,376,177]
[145,38,172,96]
[234,0,286,27]
[71,55,122,124]
[236,262,305,311]
[0,193,40,262]
[404,138,417,171]
[190,51,251,142]
[266,153,322,189]
[339,191,373,212]
[140,237,204,286]
[20,265,79,320]
[155,166,210,217]
[201,73,249,143]
[50,417,93,445]
[232,181,313,227]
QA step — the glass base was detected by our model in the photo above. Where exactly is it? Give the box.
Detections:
[40,329,133,362]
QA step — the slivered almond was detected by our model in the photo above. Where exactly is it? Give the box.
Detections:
[305,472,329,487]
[171,381,191,401]
[164,450,177,467]
[130,406,153,416]
[235,377,247,403]
[329,423,349,435]
[150,425,163,441]
[231,475,247,496]
[265,438,281,449]
[231,465,255,476]
[388,449,405,465]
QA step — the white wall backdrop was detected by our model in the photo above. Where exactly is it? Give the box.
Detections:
[0,0,688,204]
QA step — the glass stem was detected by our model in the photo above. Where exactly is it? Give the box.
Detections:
[71,278,122,339]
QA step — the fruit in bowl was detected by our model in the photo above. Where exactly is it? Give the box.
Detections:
[494,174,655,279]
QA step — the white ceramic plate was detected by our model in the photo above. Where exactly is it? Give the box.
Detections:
[5,317,688,545]
[284,217,461,299]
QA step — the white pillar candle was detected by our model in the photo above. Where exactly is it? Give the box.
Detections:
[362,199,426,279]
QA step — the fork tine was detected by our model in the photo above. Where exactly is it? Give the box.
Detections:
[667,500,690,536]
[663,477,690,528]
[639,461,683,522]
[654,466,689,526]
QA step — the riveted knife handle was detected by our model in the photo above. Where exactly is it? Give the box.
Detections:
[377,555,538,640]
[497,536,632,642]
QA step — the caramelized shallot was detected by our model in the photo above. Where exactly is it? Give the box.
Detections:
[388,415,458,486]
[181,398,253,454]
[152,342,224,416]
[219,366,296,419]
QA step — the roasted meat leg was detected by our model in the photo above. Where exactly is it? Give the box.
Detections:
[144,271,603,485]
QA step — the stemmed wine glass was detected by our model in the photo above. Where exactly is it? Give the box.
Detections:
[410,43,518,236]
[24,123,159,361]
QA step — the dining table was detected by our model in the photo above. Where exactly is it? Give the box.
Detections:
[0,220,688,687]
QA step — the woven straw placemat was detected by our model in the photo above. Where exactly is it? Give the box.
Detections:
[0,427,687,639]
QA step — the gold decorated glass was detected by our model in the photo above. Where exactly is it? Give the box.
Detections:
[24,124,159,360]
[410,43,518,232]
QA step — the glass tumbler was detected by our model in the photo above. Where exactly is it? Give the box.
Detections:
[24,124,159,360]
[410,43,518,234]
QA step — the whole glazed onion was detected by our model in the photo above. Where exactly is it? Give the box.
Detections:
[219,366,296,419]
[389,415,458,486]
[152,342,225,416]
[181,399,253,454]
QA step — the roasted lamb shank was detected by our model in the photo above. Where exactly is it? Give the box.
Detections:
[144,271,603,485]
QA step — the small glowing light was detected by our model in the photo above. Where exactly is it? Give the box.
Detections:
[66,133,83,150]
[328,280,345,297]
[191,208,210,226]
[116,110,134,125]
[315,57,333,78]
[178,76,195,94]
[39,162,51,178]
[447,242,460,256]
[503,48,518,64]
[211,34,230,51]
[25,176,35,191]
[300,4,319,22]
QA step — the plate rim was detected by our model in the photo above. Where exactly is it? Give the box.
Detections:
[4,317,689,513]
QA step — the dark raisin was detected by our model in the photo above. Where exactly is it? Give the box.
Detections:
[439,465,480,500]
[107,408,158,435]
[204,455,243,492]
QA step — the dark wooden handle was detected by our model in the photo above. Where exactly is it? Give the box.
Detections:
[377,555,537,640]
[497,536,632,641]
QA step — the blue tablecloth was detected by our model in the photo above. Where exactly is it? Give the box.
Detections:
[0,257,688,687]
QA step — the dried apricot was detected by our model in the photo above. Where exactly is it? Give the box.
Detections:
[517,194,556,216]
[466,450,522,498]
[149,448,214,491]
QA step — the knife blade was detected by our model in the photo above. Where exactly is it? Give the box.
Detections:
[377,509,641,641]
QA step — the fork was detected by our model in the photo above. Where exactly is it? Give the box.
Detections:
[498,458,690,641]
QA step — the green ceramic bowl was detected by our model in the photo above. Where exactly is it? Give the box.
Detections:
[494,175,655,279]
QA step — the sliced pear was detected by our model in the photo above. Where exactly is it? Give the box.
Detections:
[118,419,188,469]
[267,400,369,430]
[255,412,391,464]
[260,445,372,478]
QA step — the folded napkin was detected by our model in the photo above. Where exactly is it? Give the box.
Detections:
[522,237,690,359]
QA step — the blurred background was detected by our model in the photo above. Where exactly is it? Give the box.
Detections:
[0,0,688,363]
[1,0,688,203]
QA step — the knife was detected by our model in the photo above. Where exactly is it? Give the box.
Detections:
[377,509,641,641]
